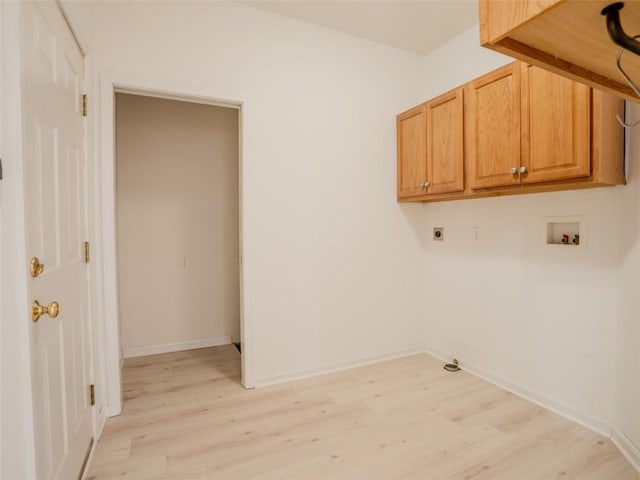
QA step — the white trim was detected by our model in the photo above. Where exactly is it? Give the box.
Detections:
[612,427,640,473]
[82,50,106,455]
[122,336,232,359]
[253,343,425,388]
[82,49,105,476]
[84,52,114,443]
[0,2,37,479]
[98,72,252,418]
[237,102,251,390]
[114,88,240,110]
[424,346,611,436]
[98,75,122,417]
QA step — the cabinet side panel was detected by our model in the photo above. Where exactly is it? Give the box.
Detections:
[479,0,562,45]
[592,90,625,186]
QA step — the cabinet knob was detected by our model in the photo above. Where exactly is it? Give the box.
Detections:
[424,181,430,189]
[509,167,517,175]
[519,166,527,174]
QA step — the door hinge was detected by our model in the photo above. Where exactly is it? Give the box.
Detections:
[82,94,88,117]
[83,241,90,263]
[89,384,95,406]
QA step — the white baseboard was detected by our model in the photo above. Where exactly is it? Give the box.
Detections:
[253,343,425,388]
[423,346,611,437]
[612,427,640,473]
[122,336,232,359]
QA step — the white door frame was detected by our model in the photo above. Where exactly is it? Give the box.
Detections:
[0,2,38,478]
[98,73,253,416]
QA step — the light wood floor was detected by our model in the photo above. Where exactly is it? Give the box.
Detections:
[87,345,639,479]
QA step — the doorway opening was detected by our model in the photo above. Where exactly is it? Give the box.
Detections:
[100,78,251,417]
[114,91,242,390]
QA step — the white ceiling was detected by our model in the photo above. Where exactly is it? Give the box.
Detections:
[240,0,479,55]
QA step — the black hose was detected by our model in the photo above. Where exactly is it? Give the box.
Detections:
[602,3,640,56]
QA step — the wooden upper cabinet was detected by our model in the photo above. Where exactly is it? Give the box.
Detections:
[520,63,591,184]
[396,61,624,203]
[397,88,464,200]
[467,63,521,189]
[479,0,640,102]
[397,104,427,199]
[426,88,464,194]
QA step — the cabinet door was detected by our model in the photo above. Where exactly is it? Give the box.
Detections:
[397,104,427,199]
[468,62,521,189]
[521,63,591,184]
[426,88,464,194]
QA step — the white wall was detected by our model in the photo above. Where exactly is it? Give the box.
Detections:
[419,25,640,458]
[116,93,240,352]
[615,102,640,459]
[70,1,426,385]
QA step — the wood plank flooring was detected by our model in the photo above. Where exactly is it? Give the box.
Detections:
[87,345,639,479]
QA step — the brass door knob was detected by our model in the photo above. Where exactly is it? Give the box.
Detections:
[32,300,60,323]
[30,257,45,277]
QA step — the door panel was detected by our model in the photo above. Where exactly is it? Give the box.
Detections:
[61,140,85,263]
[22,2,92,479]
[397,104,427,199]
[468,63,521,189]
[33,10,57,80]
[32,118,60,265]
[427,88,464,194]
[521,64,591,183]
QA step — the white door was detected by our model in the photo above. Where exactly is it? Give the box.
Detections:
[21,2,93,479]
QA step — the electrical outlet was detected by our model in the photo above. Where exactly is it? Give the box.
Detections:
[433,227,444,241]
